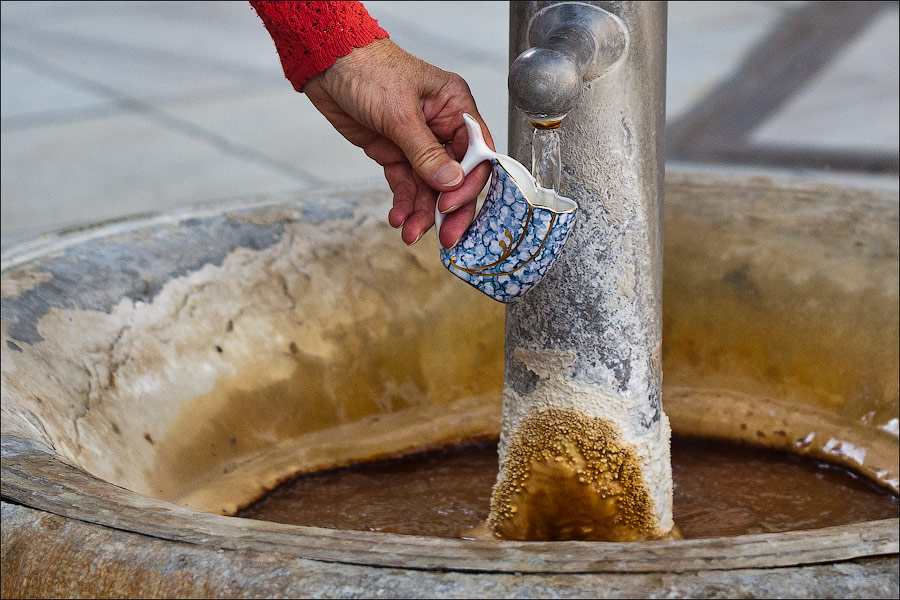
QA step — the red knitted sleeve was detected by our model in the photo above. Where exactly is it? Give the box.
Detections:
[250,1,390,92]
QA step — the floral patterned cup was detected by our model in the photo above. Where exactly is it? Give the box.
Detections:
[435,114,578,303]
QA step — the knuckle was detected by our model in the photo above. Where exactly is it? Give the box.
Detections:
[411,145,447,171]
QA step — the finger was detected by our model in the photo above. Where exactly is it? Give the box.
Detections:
[388,108,464,192]
[401,173,438,245]
[437,160,491,214]
[420,71,495,154]
[363,136,408,167]
[437,194,478,249]
[385,163,416,228]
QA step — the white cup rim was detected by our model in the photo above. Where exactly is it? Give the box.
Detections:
[493,155,578,215]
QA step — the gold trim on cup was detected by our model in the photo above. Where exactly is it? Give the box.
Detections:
[450,213,557,278]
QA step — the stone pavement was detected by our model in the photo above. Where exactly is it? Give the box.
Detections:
[2,1,898,248]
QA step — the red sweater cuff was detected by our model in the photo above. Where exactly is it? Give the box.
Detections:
[251,1,390,92]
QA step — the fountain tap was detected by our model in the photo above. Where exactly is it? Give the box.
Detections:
[496,2,672,541]
[508,2,628,124]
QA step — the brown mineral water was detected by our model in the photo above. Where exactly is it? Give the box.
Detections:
[237,436,899,539]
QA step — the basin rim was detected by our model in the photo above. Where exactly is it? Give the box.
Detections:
[2,176,897,574]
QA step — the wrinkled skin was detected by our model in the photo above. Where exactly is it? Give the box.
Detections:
[304,39,495,248]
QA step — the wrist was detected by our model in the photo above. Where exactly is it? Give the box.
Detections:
[318,38,417,89]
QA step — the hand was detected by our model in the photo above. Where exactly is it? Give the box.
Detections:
[303,38,494,247]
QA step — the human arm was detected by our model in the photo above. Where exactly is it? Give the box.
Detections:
[251,1,493,247]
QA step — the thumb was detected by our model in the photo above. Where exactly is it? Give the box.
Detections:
[391,118,464,191]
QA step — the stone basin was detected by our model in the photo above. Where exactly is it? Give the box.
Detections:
[1,171,897,597]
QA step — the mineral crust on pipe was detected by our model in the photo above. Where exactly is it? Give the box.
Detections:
[490,350,674,541]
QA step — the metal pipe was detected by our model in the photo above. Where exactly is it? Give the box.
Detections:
[491,1,671,541]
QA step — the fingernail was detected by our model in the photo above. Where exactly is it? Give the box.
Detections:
[436,163,463,187]
[408,230,424,245]
[439,203,461,215]
[441,234,461,250]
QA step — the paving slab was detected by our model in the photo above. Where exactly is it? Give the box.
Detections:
[0,2,281,104]
[365,0,508,66]
[1,0,897,245]
[0,112,308,237]
[1,54,116,126]
[160,87,385,189]
[0,1,111,31]
[751,5,899,153]
[160,57,509,181]
[666,1,798,120]
[2,1,278,72]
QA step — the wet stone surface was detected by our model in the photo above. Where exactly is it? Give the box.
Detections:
[1,213,285,344]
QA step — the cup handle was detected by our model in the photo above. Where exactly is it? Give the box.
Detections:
[434,113,496,246]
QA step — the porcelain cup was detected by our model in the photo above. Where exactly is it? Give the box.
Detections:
[435,114,578,303]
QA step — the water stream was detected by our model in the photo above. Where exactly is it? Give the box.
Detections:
[531,125,562,192]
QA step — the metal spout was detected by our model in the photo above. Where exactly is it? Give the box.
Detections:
[508,2,628,123]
